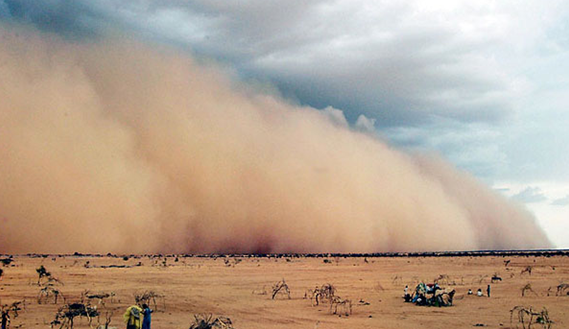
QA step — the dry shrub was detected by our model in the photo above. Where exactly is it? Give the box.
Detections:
[521,284,538,297]
[134,291,165,311]
[271,280,290,300]
[510,306,552,329]
[51,302,99,329]
[305,284,336,306]
[189,314,234,329]
[329,296,352,316]
[556,283,569,296]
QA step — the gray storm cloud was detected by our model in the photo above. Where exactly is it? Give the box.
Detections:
[0,26,551,253]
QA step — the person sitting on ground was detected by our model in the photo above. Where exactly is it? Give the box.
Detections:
[477,288,483,297]
[468,289,473,295]
[124,305,143,329]
[142,303,153,329]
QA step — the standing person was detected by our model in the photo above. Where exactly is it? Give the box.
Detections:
[123,305,143,329]
[1,309,9,329]
[487,284,491,298]
[142,303,153,329]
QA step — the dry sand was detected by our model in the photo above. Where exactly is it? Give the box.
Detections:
[1,254,568,328]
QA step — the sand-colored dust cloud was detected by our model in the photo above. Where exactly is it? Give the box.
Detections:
[0,26,551,254]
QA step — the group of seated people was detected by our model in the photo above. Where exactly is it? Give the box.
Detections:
[403,283,455,307]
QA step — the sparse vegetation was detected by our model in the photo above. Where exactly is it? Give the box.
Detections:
[510,306,552,329]
[134,290,164,311]
[271,279,291,299]
[189,314,234,329]
[1,301,23,329]
[304,283,336,306]
[84,291,115,307]
[38,284,62,304]
[36,265,51,285]
[521,283,538,297]
[521,266,532,276]
[556,283,569,296]
[329,296,352,316]
[50,302,99,329]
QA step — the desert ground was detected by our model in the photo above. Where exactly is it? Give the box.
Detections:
[1,253,568,328]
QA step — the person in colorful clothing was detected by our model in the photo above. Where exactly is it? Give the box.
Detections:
[123,305,143,329]
[142,303,153,329]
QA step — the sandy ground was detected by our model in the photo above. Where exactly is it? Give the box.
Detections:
[1,254,568,328]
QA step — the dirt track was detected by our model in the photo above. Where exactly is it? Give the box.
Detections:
[1,255,568,328]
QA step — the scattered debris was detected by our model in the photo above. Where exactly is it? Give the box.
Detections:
[491,273,502,283]
[189,314,234,329]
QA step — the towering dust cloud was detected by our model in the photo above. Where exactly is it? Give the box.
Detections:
[0,27,551,253]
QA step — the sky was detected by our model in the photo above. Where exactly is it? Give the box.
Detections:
[1,0,568,249]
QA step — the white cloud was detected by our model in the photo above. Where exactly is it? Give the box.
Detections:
[511,187,547,204]
[551,195,569,206]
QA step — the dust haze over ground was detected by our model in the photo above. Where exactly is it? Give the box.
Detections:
[0,25,551,254]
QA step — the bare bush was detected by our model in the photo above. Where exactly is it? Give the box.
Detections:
[38,284,62,304]
[556,283,569,296]
[1,301,23,329]
[329,296,352,316]
[510,306,552,329]
[521,284,538,297]
[84,291,115,307]
[521,266,532,276]
[305,284,336,306]
[134,291,164,311]
[189,314,234,329]
[50,303,99,329]
[271,280,291,300]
